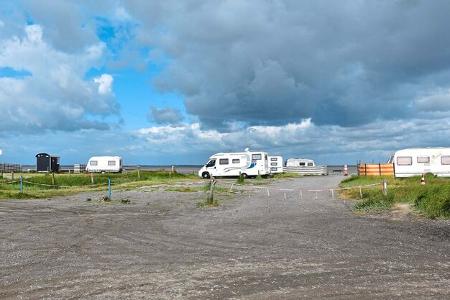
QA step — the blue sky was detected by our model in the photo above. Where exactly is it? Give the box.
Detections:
[1,1,450,165]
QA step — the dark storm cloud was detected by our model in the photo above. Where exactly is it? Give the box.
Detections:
[148,107,184,125]
[125,0,450,129]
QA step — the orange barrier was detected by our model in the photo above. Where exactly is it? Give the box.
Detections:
[357,163,394,176]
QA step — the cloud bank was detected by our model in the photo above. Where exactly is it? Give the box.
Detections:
[0,25,119,133]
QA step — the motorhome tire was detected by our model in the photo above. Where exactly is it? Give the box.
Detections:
[202,172,210,179]
[242,173,248,178]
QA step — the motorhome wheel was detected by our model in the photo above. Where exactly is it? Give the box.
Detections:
[202,172,210,179]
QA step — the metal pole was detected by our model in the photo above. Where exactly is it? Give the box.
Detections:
[19,175,23,193]
[382,179,388,196]
[108,177,111,199]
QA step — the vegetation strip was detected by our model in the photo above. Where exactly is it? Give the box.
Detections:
[340,175,450,219]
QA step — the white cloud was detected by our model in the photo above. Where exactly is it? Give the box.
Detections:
[0,25,118,133]
[94,74,114,95]
[134,117,450,164]
[415,88,450,112]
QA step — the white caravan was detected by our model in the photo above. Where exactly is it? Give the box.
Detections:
[198,150,269,178]
[286,158,315,167]
[268,156,284,174]
[86,156,123,173]
[389,148,450,177]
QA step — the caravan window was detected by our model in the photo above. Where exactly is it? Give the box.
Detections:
[441,156,450,165]
[206,159,216,167]
[271,162,277,166]
[270,157,278,162]
[252,154,262,160]
[90,160,98,166]
[397,156,412,166]
[417,156,430,163]
[307,163,314,166]
[108,161,116,166]
[219,158,229,165]
[299,162,306,166]
[232,159,240,164]
[271,167,277,171]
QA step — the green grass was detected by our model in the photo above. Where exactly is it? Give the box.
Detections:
[272,172,302,179]
[340,175,450,218]
[0,171,198,199]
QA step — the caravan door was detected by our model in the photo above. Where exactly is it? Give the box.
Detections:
[205,159,217,177]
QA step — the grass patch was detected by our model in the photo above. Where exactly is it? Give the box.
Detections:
[340,175,450,218]
[0,171,198,200]
[272,172,301,179]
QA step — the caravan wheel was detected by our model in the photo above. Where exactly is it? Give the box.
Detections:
[202,172,210,179]
[241,173,248,178]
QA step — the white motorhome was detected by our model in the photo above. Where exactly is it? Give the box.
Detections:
[268,156,284,174]
[390,147,450,177]
[286,158,315,167]
[198,150,269,178]
[86,156,123,173]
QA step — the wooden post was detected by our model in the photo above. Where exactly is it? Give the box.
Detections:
[137,166,141,180]
[51,172,55,185]
[11,171,14,181]
[19,176,23,193]
[378,163,381,176]
[359,186,363,198]
[364,164,367,176]
[90,173,94,184]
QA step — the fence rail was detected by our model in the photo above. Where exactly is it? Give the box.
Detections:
[357,163,394,176]
[0,163,21,173]
[283,165,328,175]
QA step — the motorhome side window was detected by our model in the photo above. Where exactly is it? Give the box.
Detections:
[397,156,412,165]
[206,160,216,167]
[219,158,229,165]
[270,158,277,161]
[271,162,277,166]
[441,156,450,165]
[307,163,313,166]
[108,161,116,166]
[299,162,306,166]
[417,156,430,163]
[252,154,262,160]
[232,159,240,164]
[90,160,98,166]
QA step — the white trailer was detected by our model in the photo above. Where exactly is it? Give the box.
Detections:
[86,156,123,173]
[286,158,315,167]
[268,155,284,174]
[390,147,450,177]
[198,150,269,178]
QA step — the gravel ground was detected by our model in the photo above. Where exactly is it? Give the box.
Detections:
[0,176,449,299]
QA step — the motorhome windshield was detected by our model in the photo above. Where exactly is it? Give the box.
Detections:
[206,159,216,167]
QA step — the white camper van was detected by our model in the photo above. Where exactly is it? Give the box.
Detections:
[268,156,284,174]
[86,156,123,173]
[286,158,315,167]
[390,148,450,177]
[198,150,269,178]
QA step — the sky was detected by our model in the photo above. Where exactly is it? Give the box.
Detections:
[1,0,450,165]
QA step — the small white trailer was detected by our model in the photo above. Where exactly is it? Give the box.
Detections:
[390,147,450,177]
[268,155,284,174]
[286,158,315,167]
[86,156,123,173]
[198,150,269,178]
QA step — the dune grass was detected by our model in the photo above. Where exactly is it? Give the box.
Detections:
[340,174,450,218]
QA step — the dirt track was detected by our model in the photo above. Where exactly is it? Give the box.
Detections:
[0,176,449,299]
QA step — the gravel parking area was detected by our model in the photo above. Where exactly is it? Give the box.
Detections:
[0,176,449,299]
